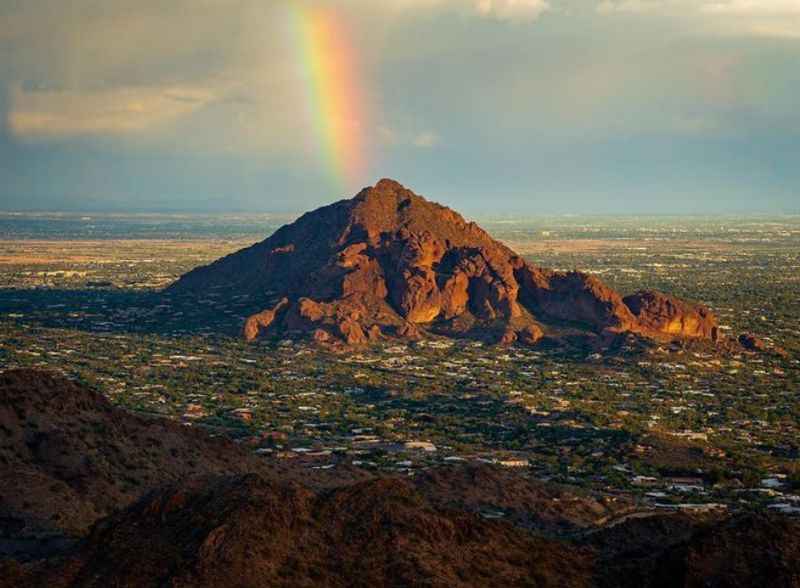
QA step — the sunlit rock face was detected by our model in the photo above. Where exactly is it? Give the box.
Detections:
[623,290,719,341]
[169,179,719,346]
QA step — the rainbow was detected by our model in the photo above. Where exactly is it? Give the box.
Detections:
[291,5,369,191]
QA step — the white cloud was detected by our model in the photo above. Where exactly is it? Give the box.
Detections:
[597,0,800,16]
[8,84,218,137]
[475,0,550,20]
[745,21,800,37]
[701,0,800,15]
[700,0,800,38]
[597,0,664,13]
[596,0,800,38]
[0,1,313,151]
[381,0,549,19]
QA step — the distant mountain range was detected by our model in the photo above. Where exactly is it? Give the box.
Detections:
[168,179,720,348]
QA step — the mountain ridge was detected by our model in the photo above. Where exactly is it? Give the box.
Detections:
[3,369,800,588]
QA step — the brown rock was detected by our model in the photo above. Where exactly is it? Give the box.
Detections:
[341,257,389,301]
[392,267,442,323]
[337,242,369,268]
[518,324,544,346]
[338,319,367,345]
[499,328,517,345]
[519,269,637,333]
[439,271,470,319]
[297,297,327,322]
[242,298,288,342]
[0,369,275,540]
[623,290,719,340]
[311,328,331,343]
[397,321,422,340]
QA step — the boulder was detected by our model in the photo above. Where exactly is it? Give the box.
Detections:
[242,298,288,342]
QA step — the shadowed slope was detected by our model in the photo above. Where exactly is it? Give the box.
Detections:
[0,369,272,540]
[12,474,594,588]
[3,369,800,588]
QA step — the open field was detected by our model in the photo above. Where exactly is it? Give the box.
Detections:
[0,239,254,265]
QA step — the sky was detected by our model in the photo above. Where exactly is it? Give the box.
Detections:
[1,0,799,214]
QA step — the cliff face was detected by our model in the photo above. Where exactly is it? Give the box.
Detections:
[624,290,719,341]
[168,179,719,346]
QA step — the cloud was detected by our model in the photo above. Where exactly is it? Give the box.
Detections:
[597,0,663,13]
[0,0,796,158]
[0,1,315,152]
[378,0,549,19]
[745,22,800,38]
[598,0,800,15]
[701,0,800,15]
[595,0,800,38]
[8,84,218,137]
[1,0,798,213]
[700,0,800,38]
[475,0,550,20]
[1,0,551,150]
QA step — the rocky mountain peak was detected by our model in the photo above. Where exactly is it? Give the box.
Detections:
[167,180,719,347]
[360,177,408,199]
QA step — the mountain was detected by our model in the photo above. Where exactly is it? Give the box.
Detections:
[0,370,615,553]
[0,369,599,587]
[3,369,800,588]
[0,369,273,543]
[9,474,593,588]
[167,179,719,346]
[10,477,800,588]
[588,512,800,588]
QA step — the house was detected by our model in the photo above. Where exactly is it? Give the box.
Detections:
[228,408,253,423]
[632,475,660,487]
[404,441,437,452]
[182,403,206,420]
[499,459,529,468]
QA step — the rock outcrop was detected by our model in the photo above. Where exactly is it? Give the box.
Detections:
[242,297,288,342]
[623,290,719,341]
[168,179,719,347]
